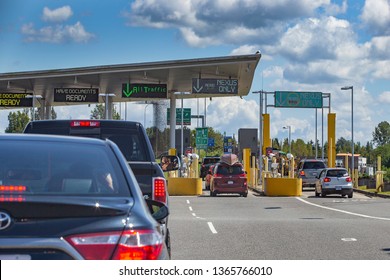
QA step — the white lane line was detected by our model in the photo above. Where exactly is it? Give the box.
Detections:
[189,206,193,211]
[207,222,218,234]
[341,238,357,242]
[186,200,190,204]
[192,213,196,217]
[296,197,390,221]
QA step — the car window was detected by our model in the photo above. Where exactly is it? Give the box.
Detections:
[303,161,326,169]
[0,139,131,197]
[216,164,244,175]
[327,169,348,177]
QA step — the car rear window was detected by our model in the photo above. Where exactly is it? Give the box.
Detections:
[327,169,348,177]
[302,161,326,169]
[0,139,131,197]
[204,158,220,164]
[216,164,244,175]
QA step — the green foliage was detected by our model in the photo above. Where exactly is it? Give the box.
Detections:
[90,104,121,120]
[5,109,30,133]
[372,121,390,146]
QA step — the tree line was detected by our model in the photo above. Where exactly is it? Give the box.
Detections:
[4,107,390,177]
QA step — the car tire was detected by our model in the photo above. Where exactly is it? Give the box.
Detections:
[242,192,248,197]
[315,190,320,197]
[348,192,353,198]
[165,228,171,258]
[321,192,326,197]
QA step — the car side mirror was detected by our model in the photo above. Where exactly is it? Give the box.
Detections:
[159,155,180,172]
[145,199,169,222]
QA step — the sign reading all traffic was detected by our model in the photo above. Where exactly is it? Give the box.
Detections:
[0,93,33,107]
[275,91,323,108]
[192,78,238,94]
[122,83,167,98]
[54,88,99,102]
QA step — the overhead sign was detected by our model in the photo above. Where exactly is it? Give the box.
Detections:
[224,136,233,154]
[0,93,33,107]
[122,83,167,98]
[54,88,99,102]
[275,91,323,108]
[196,127,208,150]
[167,108,191,125]
[192,78,238,94]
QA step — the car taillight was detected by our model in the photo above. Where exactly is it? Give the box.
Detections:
[70,120,100,127]
[324,177,331,182]
[345,177,352,182]
[153,177,167,204]
[65,229,163,260]
[299,170,305,176]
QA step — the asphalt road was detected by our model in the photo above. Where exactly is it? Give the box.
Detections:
[169,188,390,260]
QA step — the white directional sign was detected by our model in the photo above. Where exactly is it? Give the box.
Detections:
[192,78,238,94]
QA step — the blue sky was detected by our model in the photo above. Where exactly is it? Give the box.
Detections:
[1,0,389,147]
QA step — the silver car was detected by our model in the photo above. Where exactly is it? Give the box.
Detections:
[297,159,326,188]
[315,168,353,198]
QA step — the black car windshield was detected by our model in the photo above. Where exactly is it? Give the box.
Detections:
[0,139,131,196]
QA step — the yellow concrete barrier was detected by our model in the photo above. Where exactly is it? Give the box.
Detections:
[264,178,302,196]
[167,178,203,196]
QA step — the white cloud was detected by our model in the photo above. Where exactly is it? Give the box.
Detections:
[361,0,390,35]
[42,6,73,22]
[379,92,390,103]
[21,21,94,44]
[230,45,260,55]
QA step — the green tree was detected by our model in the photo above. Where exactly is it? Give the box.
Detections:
[90,104,121,120]
[372,121,390,146]
[5,109,30,133]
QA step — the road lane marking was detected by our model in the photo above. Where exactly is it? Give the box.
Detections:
[341,238,357,242]
[186,200,190,204]
[192,213,196,217]
[189,206,193,211]
[296,197,390,221]
[207,222,218,234]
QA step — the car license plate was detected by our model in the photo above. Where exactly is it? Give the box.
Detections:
[336,186,342,191]
[312,172,317,176]
[228,181,234,184]
[0,254,31,260]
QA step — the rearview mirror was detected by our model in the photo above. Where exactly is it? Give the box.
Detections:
[159,155,180,172]
[145,199,169,222]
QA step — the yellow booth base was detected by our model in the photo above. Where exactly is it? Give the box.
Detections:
[167,178,203,196]
[264,178,302,196]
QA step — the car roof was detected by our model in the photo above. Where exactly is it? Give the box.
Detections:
[0,133,107,145]
[25,119,142,129]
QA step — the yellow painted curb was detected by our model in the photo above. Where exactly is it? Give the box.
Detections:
[264,178,302,196]
[167,178,203,196]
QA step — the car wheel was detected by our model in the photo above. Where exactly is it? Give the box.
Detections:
[315,190,320,197]
[348,192,353,198]
[242,192,248,197]
[321,192,326,197]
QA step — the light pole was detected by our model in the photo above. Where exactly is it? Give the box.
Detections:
[341,86,354,185]
[283,125,291,154]
[143,103,152,127]
[98,93,116,119]
[26,94,43,121]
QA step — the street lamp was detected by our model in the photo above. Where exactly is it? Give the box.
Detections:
[341,86,354,186]
[283,125,291,154]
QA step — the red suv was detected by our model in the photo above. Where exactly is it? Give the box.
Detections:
[209,154,248,197]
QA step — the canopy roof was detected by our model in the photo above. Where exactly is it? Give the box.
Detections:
[0,53,261,108]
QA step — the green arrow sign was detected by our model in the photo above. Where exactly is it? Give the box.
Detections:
[167,108,191,125]
[122,83,167,98]
[196,127,208,149]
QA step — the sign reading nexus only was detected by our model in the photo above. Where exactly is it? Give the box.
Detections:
[54,88,99,102]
